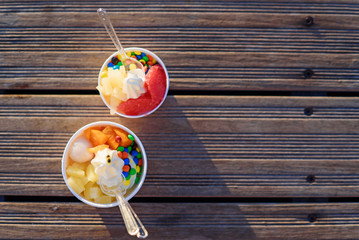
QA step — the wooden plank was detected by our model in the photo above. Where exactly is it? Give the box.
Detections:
[1,94,359,197]
[1,1,359,91]
[1,202,359,239]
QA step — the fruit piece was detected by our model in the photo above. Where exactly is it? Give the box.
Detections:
[102,126,115,138]
[89,129,109,146]
[69,137,94,163]
[113,128,133,147]
[145,65,167,104]
[66,165,85,178]
[72,162,88,171]
[88,186,103,200]
[95,195,113,204]
[102,126,120,149]
[67,176,85,195]
[117,91,154,116]
[87,144,109,153]
[84,181,96,200]
[86,164,98,182]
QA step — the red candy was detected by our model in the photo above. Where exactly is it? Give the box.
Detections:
[115,136,121,143]
[117,65,167,116]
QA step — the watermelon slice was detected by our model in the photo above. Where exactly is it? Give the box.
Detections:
[117,65,167,116]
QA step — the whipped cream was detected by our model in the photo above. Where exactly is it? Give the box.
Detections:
[91,148,124,187]
[122,69,146,100]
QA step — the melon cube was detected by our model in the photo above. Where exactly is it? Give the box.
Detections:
[67,176,85,195]
[66,165,85,178]
[86,164,98,182]
[95,195,113,204]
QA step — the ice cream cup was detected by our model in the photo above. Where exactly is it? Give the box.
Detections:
[62,121,147,208]
[98,47,169,118]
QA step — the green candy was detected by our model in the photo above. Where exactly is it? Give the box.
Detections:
[130,168,136,175]
[131,52,135,56]
[117,61,123,66]
[126,174,131,180]
[117,146,125,152]
[142,56,149,62]
[137,153,142,159]
[135,177,140,184]
[127,146,132,152]
[128,134,134,141]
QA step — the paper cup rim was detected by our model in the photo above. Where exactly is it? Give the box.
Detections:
[61,121,147,208]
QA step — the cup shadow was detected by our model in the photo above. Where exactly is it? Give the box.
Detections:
[97,96,257,239]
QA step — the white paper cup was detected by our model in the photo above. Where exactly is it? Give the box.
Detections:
[98,47,169,118]
[62,121,147,208]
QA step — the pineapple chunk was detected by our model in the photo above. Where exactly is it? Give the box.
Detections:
[72,162,88,171]
[86,164,98,182]
[84,181,96,200]
[66,165,85,178]
[67,176,85,195]
[87,186,103,200]
[95,195,113,204]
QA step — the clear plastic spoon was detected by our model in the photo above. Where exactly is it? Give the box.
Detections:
[97,8,145,77]
[100,179,148,239]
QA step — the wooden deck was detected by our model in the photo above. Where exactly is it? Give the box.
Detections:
[1,1,359,239]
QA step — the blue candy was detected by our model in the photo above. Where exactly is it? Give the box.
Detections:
[133,157,139,165]
[136,55,142,60]
[141,52,146,57]
[124,148,129,153]
[123,171,129,178]
[124,158,130,165]
[108,62,114,67]
[131,150,138,157]
[113,65,119,70]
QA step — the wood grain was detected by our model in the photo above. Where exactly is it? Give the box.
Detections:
[1,94,359,197]
[1,202,359,239]
[1,1,359,91]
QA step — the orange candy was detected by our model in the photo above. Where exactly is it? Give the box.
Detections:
[123,165,130,172]
[117,151,122,158]
[122,152,129,159]
[138,159,143,166]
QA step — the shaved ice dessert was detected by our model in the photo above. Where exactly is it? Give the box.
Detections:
[62,122,146,207]
[97,48,169,117]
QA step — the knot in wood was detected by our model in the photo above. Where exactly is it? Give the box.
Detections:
[303,69,314,79]
[305,16,314,26]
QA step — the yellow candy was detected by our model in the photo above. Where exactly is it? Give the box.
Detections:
[134,51,141,55]
[152,59,157,64]
[124,180,131,186]
[136,147,140,152]
[136,166,140,173]
[100,70,108,78]
[117,54,123,60]
[126,52,132,57]
[129,63,137,71]
[139,59,146,65]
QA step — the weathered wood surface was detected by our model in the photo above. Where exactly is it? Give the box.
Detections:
[1,94,359,197]
[1,1,359,91]
[1,202,359,240]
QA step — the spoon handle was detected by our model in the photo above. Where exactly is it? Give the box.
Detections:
[127,202,148,239]
[97,8,127,59]
[115,190,139,236]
